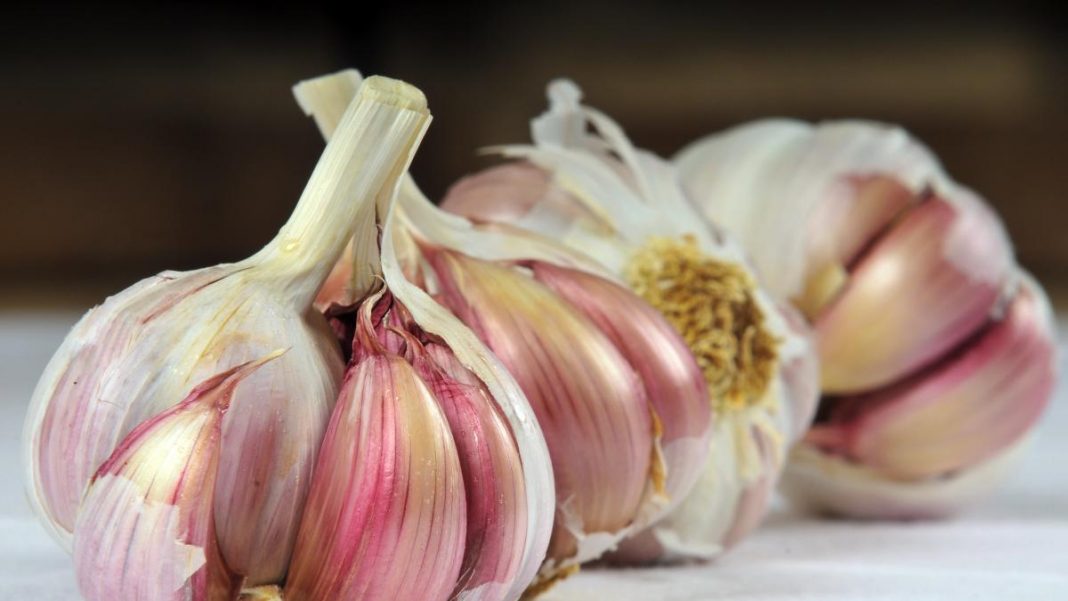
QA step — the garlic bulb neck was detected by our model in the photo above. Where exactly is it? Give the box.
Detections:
[253,76,429,308]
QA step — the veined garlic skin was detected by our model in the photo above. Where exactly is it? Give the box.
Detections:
[24,76,431,589]
[423,246,658,572]
[676,120,1057,518]
[74,353,280,601]
[437,80,819,564]
[418,341,530,598]
[284,300,467,601]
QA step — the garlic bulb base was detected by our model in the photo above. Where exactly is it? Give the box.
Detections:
[624,234,779,413]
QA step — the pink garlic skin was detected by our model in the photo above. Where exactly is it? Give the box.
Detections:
[29,267,341,584]
[607,301,819,565]
[34,270,220,535]
[285,352,466,601]
[418,343,529,599]
[816,194,1013,394]
[527,260,713,516]
[808,276,1056,481]
[73,358,272,601]
[425,248,654,563]
[444,163,555,224]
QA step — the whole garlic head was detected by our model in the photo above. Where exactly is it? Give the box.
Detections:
[24,78,429,578]
[676,120,1058,518]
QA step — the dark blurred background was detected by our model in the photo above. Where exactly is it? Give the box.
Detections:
[2,2,1066,307]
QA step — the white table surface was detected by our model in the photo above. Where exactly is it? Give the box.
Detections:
[2,311,1066,600]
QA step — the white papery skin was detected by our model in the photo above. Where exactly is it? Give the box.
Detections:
[676,120,1057,518]
[74,354,279,601]
[33,266,341,585]
[23,77,430,586]
[438,80,819,563]
[292,69,557,600]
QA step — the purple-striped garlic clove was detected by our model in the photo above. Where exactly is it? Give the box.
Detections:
[816,194,1013,394]
[807,274,1056,481]
[73,352,281,601]
[526,260,713,524]
[284,306,466,601]
[424,247,655,578]
[416,341,529,599]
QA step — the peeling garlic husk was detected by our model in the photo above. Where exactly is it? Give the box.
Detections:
[435,80,820,565]
[24,75,435,595]
[75,353,280,601]
[676,120,1058,518]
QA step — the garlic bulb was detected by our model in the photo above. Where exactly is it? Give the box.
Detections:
[433,81,819,564]
[24,75,436,595]
[676,120,1058,518]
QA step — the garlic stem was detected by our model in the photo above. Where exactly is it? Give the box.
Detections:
[254,75,429,308]
[294,72,614,279]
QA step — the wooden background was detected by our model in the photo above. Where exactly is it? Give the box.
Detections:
[2,2,1065,307]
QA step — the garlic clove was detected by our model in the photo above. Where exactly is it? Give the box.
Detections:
[284,343,466,601]
[526,260,712,524]
[813,176,915,270]
[795,176,916,316]
[443,163,553,224]
[73,352,282,601]
[415,342,529,600]
[425,247,654,574]
[209,333,341,585]
[809,273,1056,481]
[24,76,430,585]
[816,194,1013,393]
